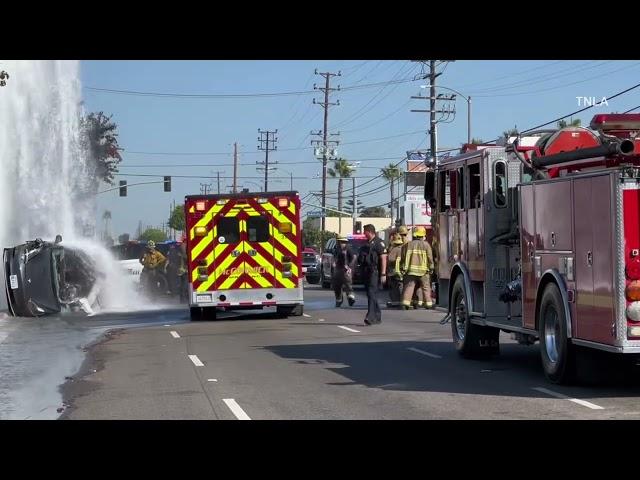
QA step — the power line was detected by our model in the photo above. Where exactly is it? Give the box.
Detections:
[466,61,611,94]
[333,62,414,129]
[120,129,426,156]
[521,80,640,133]
[116,155,408,169]
[348,60,384,85]
[450,60,565,90]
[278,71,316,131]
[115,173,313,179]
[473,62,640,98]
[83,76,417,99]
[341,99,413,134]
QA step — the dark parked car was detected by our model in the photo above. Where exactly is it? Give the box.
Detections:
[302,251,321,284]
[319,234,369,288]
[4,237,101,317]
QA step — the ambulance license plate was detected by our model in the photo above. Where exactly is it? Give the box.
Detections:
[196,294,213,303]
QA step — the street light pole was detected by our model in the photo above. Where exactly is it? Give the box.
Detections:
[275,167,294,191]
[346,162,360,235]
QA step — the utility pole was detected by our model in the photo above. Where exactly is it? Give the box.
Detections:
[430,60,438,168]
[311,69,341,241]
[210,171,222,194]
[257,129,278,192]
[352,177,357,234]
[200,183,213,195]
[233,142,238,193]
[411,60,453,281]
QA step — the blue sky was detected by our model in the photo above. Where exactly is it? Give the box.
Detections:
[80,60,640,238]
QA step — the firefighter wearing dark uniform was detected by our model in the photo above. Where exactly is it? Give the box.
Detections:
[401,226,434,309]
[386,233,404,308]
[332,236,357,307]
[362,224,387,325]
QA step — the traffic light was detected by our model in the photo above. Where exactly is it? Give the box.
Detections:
[119,180,127,197]
[355,221,362,234]
[164,176,171,192]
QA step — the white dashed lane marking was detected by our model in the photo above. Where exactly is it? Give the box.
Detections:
[533,387,604,410]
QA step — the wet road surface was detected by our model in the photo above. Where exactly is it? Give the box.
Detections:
[0,305,188,419]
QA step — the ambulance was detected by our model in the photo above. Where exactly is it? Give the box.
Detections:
[184,191,304,320]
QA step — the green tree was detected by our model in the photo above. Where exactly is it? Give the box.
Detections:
[381,163,402,221]
[502,127,519,139]
[80,111,122,186]
[345,198,365,215]
[471,137,484,144]
[168,204,185,232]
[139,228,167,243]
[328,158,355,232]
[302,218,337,249]
[558,118,581,128]
[361,206,388,217]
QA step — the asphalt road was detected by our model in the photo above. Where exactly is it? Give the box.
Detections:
[57,283,640,420]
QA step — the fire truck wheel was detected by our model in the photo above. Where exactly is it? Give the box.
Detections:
[539,283,576,384]
[450,276,499,358]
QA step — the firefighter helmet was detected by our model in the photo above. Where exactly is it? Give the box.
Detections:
[413,226,426,238]
[397,225,409,235]
[147,240,156,248]
[337,236,348,242]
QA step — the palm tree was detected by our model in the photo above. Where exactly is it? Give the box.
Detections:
[557,118,581,128]
[503,127,519,140]
[381,163,403,225]
[328,158,354,234]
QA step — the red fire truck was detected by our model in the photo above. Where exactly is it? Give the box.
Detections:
[426,114,640,383]
[184,191,304,321]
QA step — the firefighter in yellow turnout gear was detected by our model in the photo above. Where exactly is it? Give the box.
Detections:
[386,233,405,308]
[140,241,166,269]
[400,226,434,310]
[139,240,168,295]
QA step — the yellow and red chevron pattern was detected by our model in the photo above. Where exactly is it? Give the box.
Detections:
[185,194,301,293]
